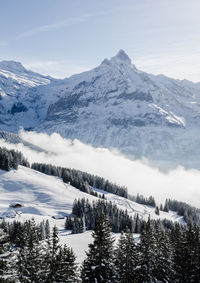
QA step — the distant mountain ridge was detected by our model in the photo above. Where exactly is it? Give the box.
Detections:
[1,51,200,168]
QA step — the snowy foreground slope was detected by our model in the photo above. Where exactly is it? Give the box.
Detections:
[0,166,184,262]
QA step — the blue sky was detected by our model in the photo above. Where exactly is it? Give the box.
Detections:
[0,0,200,81]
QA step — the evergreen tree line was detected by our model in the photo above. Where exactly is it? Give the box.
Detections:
[0,215,200,282]
[0,147,30,171]
[25,160,200,227]
[31,162,128,198]
[66,198,137,233]
[0,219,78,282]
[129,193,156,207]
[160,199,200,225]
[81,214,200,283]
[65,198,175,234]
[31,162,160,209]
[31,162,200,228]
[1,148,200,227]
[1,218,51,247]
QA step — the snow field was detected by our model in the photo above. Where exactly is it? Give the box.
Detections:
[0,166,184,262]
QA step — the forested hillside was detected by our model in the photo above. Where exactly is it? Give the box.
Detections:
[0,147,199,281]
[0,214,200,282]
[0,147,29,171]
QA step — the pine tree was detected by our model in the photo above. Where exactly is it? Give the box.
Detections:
[181,224,200,282]
[39,220,46,240]
[45,219,50,239]
[43,226,79,282]
[65,217,73,230]
[81,214,116,282]
[115,229,139,282]
[17,218,43,282]
[0,228,16,282]
[137,218,157,282]
[17,245,28,283]
[17,221,30,282]
[80,215,86,233]
[163,200,169,212]
[27,218,42,282]
[56,245,79,282]
[155,206,160,215]
[193,225,200,282]
[45,225,61,283]
[134,213,141,233]
[153,225,174,282]
[170,223,187,282]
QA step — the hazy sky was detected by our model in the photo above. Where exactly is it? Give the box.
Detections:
[1,0,200,81]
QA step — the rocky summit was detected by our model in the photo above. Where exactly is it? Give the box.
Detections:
[1,50,200,167]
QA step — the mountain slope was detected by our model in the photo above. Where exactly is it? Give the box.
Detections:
[0,61,60,131]
[0,166,96,218]
[0,165,184,262]
[35,50,200,165]
[0,166,182,223]
[1,52,200,166]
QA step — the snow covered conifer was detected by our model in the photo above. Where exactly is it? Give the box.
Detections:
[39,220,46,240]
[17,218,43,282]
[81,214,117,282]
[80,215,86,233]
[137,218,157,282]
[45,225,61,282]
[56,244,79,282]
[0,227,16,282]
[153,225,174,282]
[45,219,50,239]
[172,224,200,282]
[115,229,139,282]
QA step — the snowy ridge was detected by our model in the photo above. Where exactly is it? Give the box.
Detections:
[1,52,200,166]
[0,61,58,132]
[0,60,51,94]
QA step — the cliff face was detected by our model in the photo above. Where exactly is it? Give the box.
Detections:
[1,51,200,165]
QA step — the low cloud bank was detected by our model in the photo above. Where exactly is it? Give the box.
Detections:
[0,130,199,208]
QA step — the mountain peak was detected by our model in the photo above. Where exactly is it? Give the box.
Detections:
[112,49,132,64]
[101,49,133,67]
[0,60,26,73]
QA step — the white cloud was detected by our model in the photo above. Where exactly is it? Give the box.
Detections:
[0,130,200,208]
[15,14,91,40]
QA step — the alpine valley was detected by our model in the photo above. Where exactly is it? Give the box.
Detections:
[1,51,200,281]
[1,50,200,169]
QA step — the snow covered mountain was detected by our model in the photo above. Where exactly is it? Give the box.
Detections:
[1,51,200,166]
[0,60,58,131]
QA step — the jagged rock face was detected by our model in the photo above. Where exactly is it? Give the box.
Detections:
[0,61,56,131]
[1,51,200,165]
[36,50,200,163]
